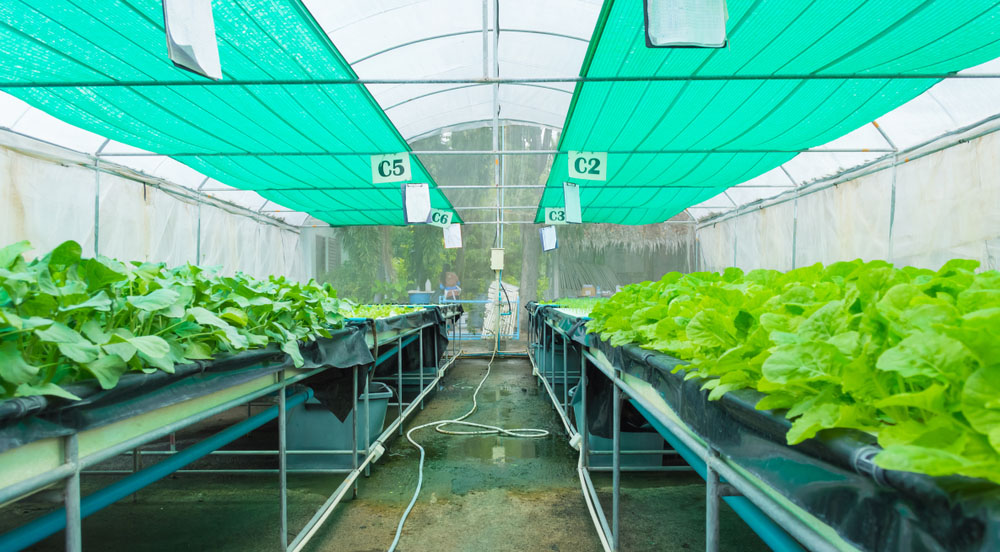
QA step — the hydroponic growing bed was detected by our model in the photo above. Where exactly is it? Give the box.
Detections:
[528,257,1000,552]
[0,242,462,551]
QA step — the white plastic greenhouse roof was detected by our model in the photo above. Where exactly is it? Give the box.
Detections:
[1,1,1000,227]
[304,0,601,140]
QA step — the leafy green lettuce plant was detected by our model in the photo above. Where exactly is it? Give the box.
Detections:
[586,260,1000,484]
[540,297,604,316]
[0,241,344,400]
[341,304,423,319]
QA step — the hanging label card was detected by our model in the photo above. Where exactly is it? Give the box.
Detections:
[544,207,569,225]
[568,151,607,181]
[372,153,412,183]
[163,0,222,80]
[540,226,558,251]
[645,0,729,48]
[428,209,453,228]
[402,183,431,223]
[443,224,463,249]
[563,182,582,223]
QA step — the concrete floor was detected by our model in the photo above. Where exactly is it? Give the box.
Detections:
[3,355,769,552]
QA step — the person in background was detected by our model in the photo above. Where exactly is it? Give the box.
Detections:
[440,268,461,300]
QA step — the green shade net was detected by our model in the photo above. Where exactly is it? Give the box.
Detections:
[536,0,1000,225]
[0,0,459,226]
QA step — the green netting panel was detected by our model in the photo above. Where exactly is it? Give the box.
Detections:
[0,0,459,226]
[536,0,1000,225]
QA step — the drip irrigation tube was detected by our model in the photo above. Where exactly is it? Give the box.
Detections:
[0,389,312,552]
[386,279,548,552]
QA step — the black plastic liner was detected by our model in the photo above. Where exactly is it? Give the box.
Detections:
[527,304,653,439]
[530,303,1000,552]
[351,306,459,374]
[0,326,374,453]
[355,306,459,380]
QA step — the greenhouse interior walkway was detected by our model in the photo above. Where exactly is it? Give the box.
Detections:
[0,357,769,552]
[311,357,769,552]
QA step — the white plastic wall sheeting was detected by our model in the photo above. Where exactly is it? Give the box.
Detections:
[97,174,199,268]
[793,170,893,267]
[890,132,1000,269]
[0,144,309,281]
[198,207,308,281]
[0,147,96,256]
[696,201,795,272]
[734,200,796,271]
[696,129,1000,273]
[695,218,736,271]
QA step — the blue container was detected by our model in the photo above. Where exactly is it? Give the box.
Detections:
[570,385,667,467]
[286,382,393,469]
[407,291,432,304]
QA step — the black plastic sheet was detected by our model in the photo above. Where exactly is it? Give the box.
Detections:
[531,303,1000,552]
[0,326,374,453]
[350,306,459,374]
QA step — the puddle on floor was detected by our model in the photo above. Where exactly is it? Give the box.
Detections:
[455,435,541,463]
[477,384,539,402]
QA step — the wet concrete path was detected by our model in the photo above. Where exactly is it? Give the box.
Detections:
[306,357,769,552]
[306,357,601,552]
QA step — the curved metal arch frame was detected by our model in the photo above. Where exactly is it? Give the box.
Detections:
[406,118,562,144]
[349,28,590,65]
[384,82,571,112]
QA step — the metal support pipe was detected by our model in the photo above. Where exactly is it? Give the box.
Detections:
[624,397,813,552]
[352,365,359,498]
[887,155,899,261]
[103,147,896,158]
[549,323,556,402]
[562,337,569,413]
[93,160,100,257]
[397,337,404,436]
[278,370,288,551]
[539,319,546,388]
[707,448,721,552]
[612,370,621,552]
[532,348,576,437]
[63,434,81,552]
[365,363,372,478]
[580,344,589,470]
[492,0,501,245]
[0,390,312,552]
[585,465,693,472]
[8,74,998,88]
[418,330,425,410]
[0,363,321,507]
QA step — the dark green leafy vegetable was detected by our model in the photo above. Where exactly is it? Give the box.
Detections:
[587,260,1000,484]
[0,241,344,400]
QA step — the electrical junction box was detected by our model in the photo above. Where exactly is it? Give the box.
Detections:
[490,248,505,271]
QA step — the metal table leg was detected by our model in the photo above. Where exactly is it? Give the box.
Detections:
[278,369,288,550]
[550,325,557,411]
[612,370,621,551]
[419,329,425,410]
[562,337,569,413]
[580,351,588,469]
[352,365,358,498]
[365,364,373,476]
[64,434,81,552]
[397,337,404,436]
[707,449,721,552]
